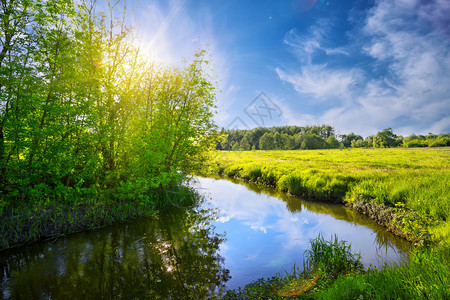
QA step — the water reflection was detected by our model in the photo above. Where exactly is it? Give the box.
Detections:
[195,176,411,289]
[222,176,411,255]
[0,177,412,298]
[0,206,230,299]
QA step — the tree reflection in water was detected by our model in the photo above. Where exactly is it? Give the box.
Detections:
[0,205,230,299]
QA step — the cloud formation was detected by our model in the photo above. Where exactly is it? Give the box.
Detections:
[277,0,450,136]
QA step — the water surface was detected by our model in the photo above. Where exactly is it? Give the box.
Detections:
[0,176,410,298]
[194,177,410,289]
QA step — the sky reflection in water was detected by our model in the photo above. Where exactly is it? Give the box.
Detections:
[194,177,410,289]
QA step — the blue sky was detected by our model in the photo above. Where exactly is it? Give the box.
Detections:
[129,0,450,136]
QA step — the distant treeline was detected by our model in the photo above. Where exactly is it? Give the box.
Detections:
[216,125,450,150]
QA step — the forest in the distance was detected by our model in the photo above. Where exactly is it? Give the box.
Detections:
[217,125,450,151]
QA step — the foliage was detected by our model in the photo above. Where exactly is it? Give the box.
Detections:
[0,0,217,249]
[374,128,398,148]
[326,135,340,148]
[340,132,363,148]
[217,125,336,151]
[217,125,449,151]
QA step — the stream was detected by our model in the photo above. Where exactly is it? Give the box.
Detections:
[0,176,410,299]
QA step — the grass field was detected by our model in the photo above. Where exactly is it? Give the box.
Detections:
[204,148,449,245]
[203,148,449,298]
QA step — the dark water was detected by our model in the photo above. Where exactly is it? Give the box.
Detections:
[0,177,411,299]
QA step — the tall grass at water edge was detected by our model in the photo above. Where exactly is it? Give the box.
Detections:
[203,148,449,244]
[223,235,450,299]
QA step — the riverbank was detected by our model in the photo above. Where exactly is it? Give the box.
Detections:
[201,148,449,298]
[0,185,198,251]
[223,241,449,299]
[202,148,449,245]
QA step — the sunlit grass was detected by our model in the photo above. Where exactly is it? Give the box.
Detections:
[209,148,449,298]
[202,148,449,244]
[316,243,450,299]
[223,235,450,299]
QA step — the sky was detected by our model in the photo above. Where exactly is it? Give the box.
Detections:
[128,0,450,137]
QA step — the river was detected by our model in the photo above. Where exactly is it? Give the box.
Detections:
[0,176,410,299]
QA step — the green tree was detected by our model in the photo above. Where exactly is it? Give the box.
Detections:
[301,134,327,149]
[259,132,274,150]
[281,133,294,150]
[326,136,340,149]
[273,132,283,149]
[0,0,218,209]
[340,133,363,148]
[240,136,251,150]
[374,128,397,148]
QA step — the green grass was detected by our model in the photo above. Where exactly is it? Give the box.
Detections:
[202,148,449,244]
[204,148,449,299]
[222,235,450,299]
[316,244,450,299]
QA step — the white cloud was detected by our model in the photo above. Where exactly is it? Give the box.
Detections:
[284,20,348,63]
[278,0,450,135]
[276,65,362,102]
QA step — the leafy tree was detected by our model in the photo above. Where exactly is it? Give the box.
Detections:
[326,136,340,149]
[273,132,283,149]
[281,133,294,150]
[340,133,363,148]
[259,132,274,150]
[301,134,327,150]
[351,139,368,148]
[374,128,397,148]
[365,136,374,147]
[0,0,218,208]
[240,136,251,150]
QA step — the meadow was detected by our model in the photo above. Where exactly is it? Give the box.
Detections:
[203,147,449,298]
[205,148,449,244]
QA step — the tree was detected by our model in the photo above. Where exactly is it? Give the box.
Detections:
[259,132,274,150]
[0,0,218,207]
[351,140,367,148]
[326,136,340,149]
[374,128,397,148]
[301,134,326,149]
[273,132,283,149]
[240,136,251,150]
[281,133,294,150]
[340,133,363,148]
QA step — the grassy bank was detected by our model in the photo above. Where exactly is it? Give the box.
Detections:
[0,185,199,251]
[223,235,449,299]
[202,148,449,245]
[202,148,449,298]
